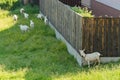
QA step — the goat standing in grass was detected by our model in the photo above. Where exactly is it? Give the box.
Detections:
[19,25,29,32]
[13,14,18,21]
[37,13,44,19]
[30,20,34,28]
[79,49,101,67]
[20,8,25,14]
[44,16,48,25]
[23,13,29,19]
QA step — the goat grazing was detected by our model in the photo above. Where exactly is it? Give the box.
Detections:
[79,49,101,67]
[19,25,29,32]
[20,8,25,14]
[13,14,18,21]
[30,20,34,28]
[23,13,29,19]
[44,16,48,25]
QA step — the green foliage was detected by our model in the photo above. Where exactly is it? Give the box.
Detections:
[11,4,39,14]
[71,6,94,17]
[0,0,21,10]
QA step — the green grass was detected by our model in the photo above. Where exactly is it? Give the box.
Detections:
[0,5,120,80]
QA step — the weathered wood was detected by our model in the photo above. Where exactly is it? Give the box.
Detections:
[40,0,120,57]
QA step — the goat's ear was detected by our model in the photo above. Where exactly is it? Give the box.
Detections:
[83,49,85,51]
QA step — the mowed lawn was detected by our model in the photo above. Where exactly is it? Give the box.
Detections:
[0,5,120,80]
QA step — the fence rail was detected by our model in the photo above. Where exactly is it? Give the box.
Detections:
[39,0,120,57]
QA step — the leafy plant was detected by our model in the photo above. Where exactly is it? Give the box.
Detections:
[0,0,21,10]
[71,6,94,17]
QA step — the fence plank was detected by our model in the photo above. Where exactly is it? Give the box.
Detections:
[118,18,120,56]
[113,19,119,56]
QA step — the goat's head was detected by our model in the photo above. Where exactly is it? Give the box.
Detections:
[79,49,86,57]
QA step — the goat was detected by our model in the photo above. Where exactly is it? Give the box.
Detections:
[20,8,25,14]
[37,13,44,19]
[19,25,29,32]
[79,49,101,67]
[44,16,48,25]
[13,14,18,21]
[23,13,29,19]
[30,20,34,28]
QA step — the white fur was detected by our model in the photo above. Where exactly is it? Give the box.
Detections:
[20,8,25,14]
[37,13,44,19]
[79,49,101,67]
[44,16,48,25]
[30,20,34,28]
[19,25,29,32]
[13,14,18,21]
[23,13,29,19]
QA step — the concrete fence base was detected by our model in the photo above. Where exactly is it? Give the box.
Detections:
[49,22,83,66]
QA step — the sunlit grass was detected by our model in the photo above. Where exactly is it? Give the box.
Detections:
[0,65,27,80]
[52,64,120,80]
[0,9,16,32]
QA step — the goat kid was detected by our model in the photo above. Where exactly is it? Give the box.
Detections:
[79,49,101,67]
[37,13,44,19]
[20,8,25,14]
[23,13,29,19]
[13,14,18,21]
[19,25,29,32]
[44,16,48,25]
[30,20,34,28]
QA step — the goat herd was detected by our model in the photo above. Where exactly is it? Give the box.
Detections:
[13,8,102,68]
[13,8,49,32]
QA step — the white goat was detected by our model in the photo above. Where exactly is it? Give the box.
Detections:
[19,25,29,32]
[30,20,34,28]
[20,8,25,14]
[13,14,18,21]
[44,16,48,25]
[37,13,44,19]
[79,49,101,67]
[23,13,29,19]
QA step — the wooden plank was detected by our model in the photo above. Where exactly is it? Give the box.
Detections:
[98,18,103,55]
[85,18,90,53]
[118,18,120,56]
[116,18,119,56]
[75,14,83,50]
[93,18,98,52]
[82,18,86,50]
[103,18,108,56]
[113,18,119,57]
[87,18,93,53]
[107,18,113,57]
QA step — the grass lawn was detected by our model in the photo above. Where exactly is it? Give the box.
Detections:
[0,5,120,80]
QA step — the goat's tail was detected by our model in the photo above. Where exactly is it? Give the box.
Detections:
[97,52,101,56]
[97,52,103,56]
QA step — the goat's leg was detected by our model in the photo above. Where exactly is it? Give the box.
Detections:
[93,60,97,66]
[87,61,90,68]
[97,58,100,65]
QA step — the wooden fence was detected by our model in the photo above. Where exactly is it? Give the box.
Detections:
[39,0,120,57]
[83,18,120,57]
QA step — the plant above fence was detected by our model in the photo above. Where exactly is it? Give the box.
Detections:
[71,6,94,17]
